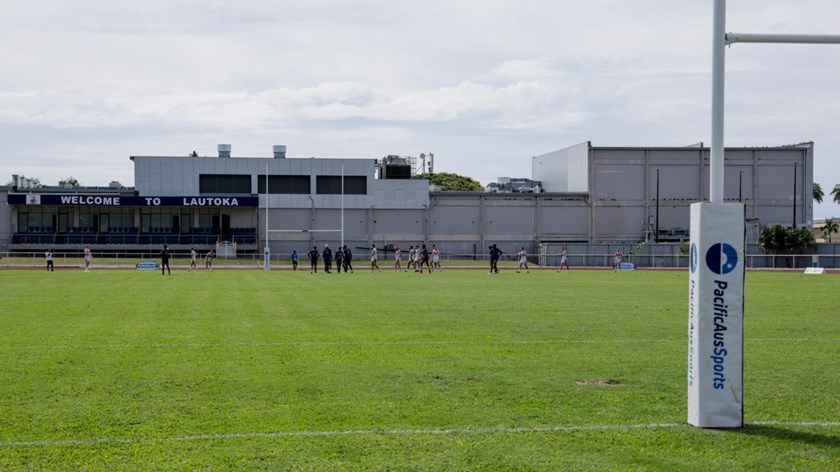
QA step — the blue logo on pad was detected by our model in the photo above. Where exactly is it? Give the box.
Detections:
[705,243,738,275]
[690,243,698,273]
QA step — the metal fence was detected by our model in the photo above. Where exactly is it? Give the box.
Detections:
[4,243,840,270]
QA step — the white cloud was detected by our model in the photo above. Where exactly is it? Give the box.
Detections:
[2,0,840,217]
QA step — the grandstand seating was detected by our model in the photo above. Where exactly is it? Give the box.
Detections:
[11,226,256,246]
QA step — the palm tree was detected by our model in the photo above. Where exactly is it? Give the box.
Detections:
[832,184,840,204]
[813,182,824,203]
[58,177,80,188]
[758,224,815,268]
[823,218,839,243]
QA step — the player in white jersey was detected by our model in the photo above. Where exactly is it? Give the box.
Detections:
[189,247,197,271]
[84,245,92,272]
[431,244,441,271]
[369,244,381,272]
[557,246,570,271]
[517,247,529,273]
[406,246,415,272]
[394,246,402,271]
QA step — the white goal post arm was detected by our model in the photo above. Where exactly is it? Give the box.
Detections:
[726,33,840,45]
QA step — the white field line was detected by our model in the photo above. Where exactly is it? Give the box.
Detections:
[1,421,838,448]
[0,338,835,351]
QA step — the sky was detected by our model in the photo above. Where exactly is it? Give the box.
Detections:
[2,0,840,218]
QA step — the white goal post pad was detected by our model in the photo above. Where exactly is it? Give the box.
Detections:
[804,267,825,274]
[688,203,745,428]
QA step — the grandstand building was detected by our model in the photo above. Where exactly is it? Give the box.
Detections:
[0,141,814,257]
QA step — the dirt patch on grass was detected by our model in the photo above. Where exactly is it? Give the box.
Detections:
[576,379,622,386]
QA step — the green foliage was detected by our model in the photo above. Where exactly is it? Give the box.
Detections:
[832,184,840,204]
[425,172,484,191]
[0,270,837,469]
[813,182,824,203]
[823,218,839,243]
[758,224,816,267]
[58,176,80,188]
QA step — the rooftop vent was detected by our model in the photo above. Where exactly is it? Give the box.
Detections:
[218,144,231,158]
[273,145,287,158]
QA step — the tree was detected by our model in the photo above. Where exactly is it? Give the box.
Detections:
[58,177,80,188]
[758,224,816,268]
[832,184,840,204]
[424,172,484,191]
[813,182,824,203]
[822,218,839,243]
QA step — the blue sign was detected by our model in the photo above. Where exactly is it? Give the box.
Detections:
[690,243,699,273]
[136,261,160,271]
[705,243,738,275]
[8,194,258,207]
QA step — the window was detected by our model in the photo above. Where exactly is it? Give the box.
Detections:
[199,174,251,194]
[257,175,311,194]
[316,176,367,195]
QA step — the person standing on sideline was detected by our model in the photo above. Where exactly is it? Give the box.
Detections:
[160,244,172,275]
[84,244,92,272]
[369,244,382,272]
[418,244,432,274]
[557,246,571,271]
[613,248,623,271]
[323,244,333,274]
[291,250,299,271]
[335,246,344,274]
[342,245,353,273]
[488,245,495,274]
[431,244,441,271]
[189,247,198,271]
[517,247,529,273]
[307,246,319,274]
[45,249,54,271]
[205,249,215,271]
[489,244,502,274]
[394,246,402,271]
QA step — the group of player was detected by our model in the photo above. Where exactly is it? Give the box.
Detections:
[44,243,593,273]
[158,245,216,275]
[302,244,354,274]
[394,244,440,273]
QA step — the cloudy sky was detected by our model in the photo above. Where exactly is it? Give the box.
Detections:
[2,0,840,217]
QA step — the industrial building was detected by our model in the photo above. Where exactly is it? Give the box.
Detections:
[1,141,814,259]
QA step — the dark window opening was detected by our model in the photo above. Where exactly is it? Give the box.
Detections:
[199,174,251,194]
[316,176,367,195]
[257,175,311,194]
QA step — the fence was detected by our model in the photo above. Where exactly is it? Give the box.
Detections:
[1,249,837,270]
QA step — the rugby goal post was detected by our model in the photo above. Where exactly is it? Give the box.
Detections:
[262,163,346,271]
[690,0,840,429]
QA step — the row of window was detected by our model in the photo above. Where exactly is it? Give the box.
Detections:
[17,207,223,235]
[200,174,367,195]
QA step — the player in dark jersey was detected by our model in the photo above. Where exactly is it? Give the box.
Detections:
[418,244,432,274]
[160,244,171,275]
[335,246,344,273]
[307,246,319,274]
[322,244,333,274]
[342,245,353,273]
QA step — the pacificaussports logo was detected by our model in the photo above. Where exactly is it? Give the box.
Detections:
[705,243,738,275]
[690,243,699,273]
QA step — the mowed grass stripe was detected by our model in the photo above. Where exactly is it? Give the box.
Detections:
[0,337,837,351]
[2,421,838,448]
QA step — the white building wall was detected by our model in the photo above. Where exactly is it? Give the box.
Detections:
[532,141,589,192]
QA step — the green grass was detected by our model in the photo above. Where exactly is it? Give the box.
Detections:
[0,269,837,470]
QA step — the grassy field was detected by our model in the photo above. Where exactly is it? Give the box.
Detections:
[0,268,837,470]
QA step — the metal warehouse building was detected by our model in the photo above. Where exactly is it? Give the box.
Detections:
[1,141,813,258]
